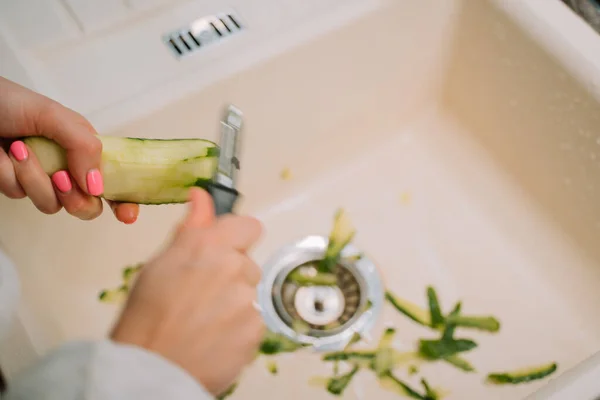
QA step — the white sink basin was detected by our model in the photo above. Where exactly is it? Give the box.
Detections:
[2,0,600,399]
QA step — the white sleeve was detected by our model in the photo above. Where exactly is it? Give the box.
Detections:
[0,247,20,344]
[3,340,215,400]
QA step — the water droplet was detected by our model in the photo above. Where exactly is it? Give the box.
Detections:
[596,137,600,145]
[564,177,572,186]
[591,153,597,160]
[509,99,519,107]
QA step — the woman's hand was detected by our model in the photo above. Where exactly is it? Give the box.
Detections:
[0,77,138,224]
[111,188,265,396]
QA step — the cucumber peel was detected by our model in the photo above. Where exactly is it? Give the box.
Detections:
[487,362,558,385]
[286,268,337,286]
[441,302,462,341]
[326,365,359,396]
[317,208,356,274]
[379,374,442,400]
[259,331,307,355]
[445,315,501,333]
[385,291,431,327]
[372,328,396,376]
[25,135,219,204]
[387,287,501,335]
[266,359,278,375]
[418,338,478,360]
[443,355,476,372]
[216,383,238,400]
[98,284,128,304]
[427,286,444,329]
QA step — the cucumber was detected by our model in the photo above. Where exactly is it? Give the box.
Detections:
[24,135,219,204]
[385,291,431,327]
[317,208,356,274]
[487,362,557,385]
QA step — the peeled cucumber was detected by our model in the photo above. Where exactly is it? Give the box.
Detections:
[24,136,219,204]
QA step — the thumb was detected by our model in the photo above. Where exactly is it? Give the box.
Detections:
[181,188,215,230]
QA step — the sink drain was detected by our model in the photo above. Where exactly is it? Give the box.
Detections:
[257,235,384,351]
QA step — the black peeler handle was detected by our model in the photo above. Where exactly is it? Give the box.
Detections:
[208,182,240,215]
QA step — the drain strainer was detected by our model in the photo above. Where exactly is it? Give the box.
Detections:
[258,235,384,351]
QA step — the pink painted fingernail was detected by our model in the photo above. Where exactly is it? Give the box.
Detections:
[52,170,72,193]
[9,141,28,161]
[86,169,103,196]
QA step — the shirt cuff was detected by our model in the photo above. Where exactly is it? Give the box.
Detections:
[5,340,213,400]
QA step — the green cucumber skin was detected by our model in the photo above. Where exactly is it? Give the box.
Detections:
[443,355,476,372]
[487,363,558,384]
[385,291,430,327]
[327,366,359,396]
[441,302,462,341]
[380,373,432,400]
[445,315,501,333]
[427,287,444,328]
[259,332,305,355]
[323,351,375,362]
[419,338,477,360]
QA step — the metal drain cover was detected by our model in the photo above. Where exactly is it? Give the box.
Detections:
[257,235,384,352]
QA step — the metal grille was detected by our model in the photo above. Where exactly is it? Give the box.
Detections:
[162,12,245,58]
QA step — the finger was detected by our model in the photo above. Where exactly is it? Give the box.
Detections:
[34,101,104,196]
[9,141,61,214]
[0,146,25,199]
[51,170,103,220]
[242,257,262,287]
[107,201,139,225]
[181,188,215,230]
[231,301,266,363]
[214,214,263,252]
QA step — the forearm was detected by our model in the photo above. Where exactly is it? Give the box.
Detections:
[3,340,214,400]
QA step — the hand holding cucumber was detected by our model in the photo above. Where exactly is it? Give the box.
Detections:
[110,188,265,397]
[0,77,139,223]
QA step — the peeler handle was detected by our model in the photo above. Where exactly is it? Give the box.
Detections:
[208,182,240,215]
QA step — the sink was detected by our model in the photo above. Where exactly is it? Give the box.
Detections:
[1,0,600,398]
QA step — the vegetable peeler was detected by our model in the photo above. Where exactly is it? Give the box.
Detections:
[207,105,242,215]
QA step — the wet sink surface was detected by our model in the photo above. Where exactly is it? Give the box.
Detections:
[2,0,600,398]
